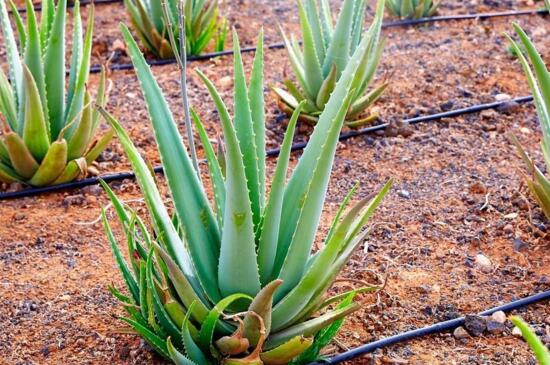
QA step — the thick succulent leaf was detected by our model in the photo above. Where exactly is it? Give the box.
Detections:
[322,0,355,76]
[272,180,391,330]
[66,0,82,113]
[85,128,114,165]
[198,293,251,352]
[0,0,22,120]
[99,108,209,305]
[279,29,308,94]
[274,90,355,299]
[120,317,170,358]
[121,25,221,302]
[65,3,94,137]
[67,94,92,160]
[244,280,283,346]
[0,67,17,130]
[319,0,333,48]
[0,161,22,183]
[231,30,262,229]
[303,0,325,65]
[22,66,50,161]
[510,316,550,365]
[267,302,360,349]
[3,131,39,179]
[249,30,266,207]
[297,0,324,99]
[44,0,66,139]
[196,70,261,297]
[260,336,313,365]
[181,305,210,365]
[350,0,367,54]
[348,82,389,119]
[24,0,48,120]
[102,210,140,303]
[167,337,198,365]
[257,103,304,285]
[191,110,226,226]
[277,3,385,269]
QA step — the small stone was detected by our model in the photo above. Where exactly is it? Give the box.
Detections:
[498,101,520,114]
[112,39,126,54]
[13,212,26,221]
[398,190,411,199]
[220,76,232,88]
[475,254,492,272]
[495,93,512,101]
[59,294,71,301]
[486,321,506,334]
[465,315,487,336]
[512,326,523,337]
[491,311,507,324]
[453,326,470,339]
[512,238,528,252]
[469,182,487,194]
[503,224,514,234]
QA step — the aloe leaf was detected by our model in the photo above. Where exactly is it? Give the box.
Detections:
[0,0,22,119]
[0,67,18,130]
[102,210,139,303]
[322,0,355,76]
[85,128,114,165]
[22,66,50,161]
[98,107,210,305]
[267,302,360,349]
[167,337,198,365]
[231,29,262,229]
[65,3,93,136]
[121,24,221,302]
[510,316,550,365]
[244,280,283,346]
[257,102,304,284]
[249,30,266,207]
[196,70,261,297]
[198,293,251,352]
[120,317,170,358]
[303,0,325,65]
[261,336,313,365]
[279,29,307,94]
[181,304,210,365]
[24,0,48,121]
[7,0,25,52]
[190,109,226,227]
[274,89,355,298]
[0,161,22,183]
[66,0,82,113]
[298,0,324,98]
[43,0,66,139]
[277,0,386,275]
[39,0,55,50]
[272,180,391,330]
[350,0,367,54]
[319,0,333,47]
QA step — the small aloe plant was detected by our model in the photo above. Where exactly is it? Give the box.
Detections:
[507,24,550,220]
[124,0,228,59]
[0,0,112,187]
[100,19,392,365]
[386,0,441,19]
[510,316,550,365]
[273,0,388,128]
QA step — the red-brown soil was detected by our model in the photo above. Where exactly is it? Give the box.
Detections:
[0,1,549,364]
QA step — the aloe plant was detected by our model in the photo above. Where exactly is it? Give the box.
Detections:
[386,0,441,19]
[510,316,550,365]
[124,0,228,59]
[101,17,392,364]
[507,24,550,220]
[0,0,112,187]
[273,0,388,128]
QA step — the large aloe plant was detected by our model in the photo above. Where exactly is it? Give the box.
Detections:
[510,316,550,365]
[273,0,388,128]
[386,0,441,19]
[0,0,112,187]
[101,19,392,364]
[125,0,228,59]
[507,24,550,220]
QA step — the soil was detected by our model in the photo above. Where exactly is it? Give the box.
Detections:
[1,1,550,365]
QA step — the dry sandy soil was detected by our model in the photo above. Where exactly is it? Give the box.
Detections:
[0,0,549,364]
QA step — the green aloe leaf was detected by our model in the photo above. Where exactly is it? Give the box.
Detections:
[510,316,550,365]
[196,69,261,297]
[167,337,198,365]
[321,0,354,76]
[120,24,221,302]
[297,0,324,99]
[120,317,170,358]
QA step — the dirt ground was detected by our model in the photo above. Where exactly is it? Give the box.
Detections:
[0,0,549,364]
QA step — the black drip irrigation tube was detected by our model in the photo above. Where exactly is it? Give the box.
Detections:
[0,95,533,201]
[11,0,123,13]
[87,7,549,74]
[311,289,550,364]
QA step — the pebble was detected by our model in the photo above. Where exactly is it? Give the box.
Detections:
[398,190,411,199]
[503,224,514,234]
[512,238,528,252]
[495,93,512,101]
[491,311,507,324]
[465,315,487,337]
[486,321,506,334]
[512,326,523,338]
[475,254,492,272]
[453,326,470,340]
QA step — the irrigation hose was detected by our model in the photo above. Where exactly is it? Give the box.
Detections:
[311,289,550,364]
[0,95,533,200]
[11,0,122,13]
